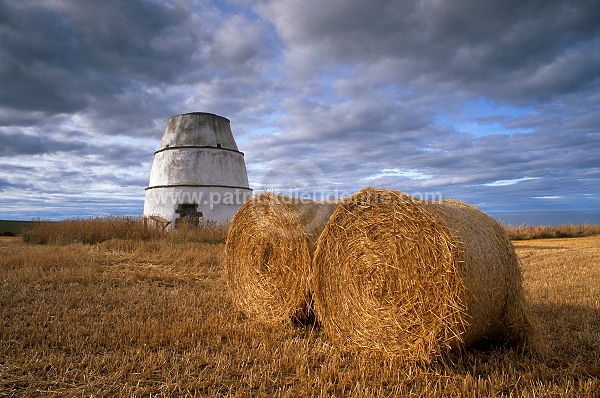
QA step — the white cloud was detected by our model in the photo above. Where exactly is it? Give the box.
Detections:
[484,177,541,187]
[362,169,433,181]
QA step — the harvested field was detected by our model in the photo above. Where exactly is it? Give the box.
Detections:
[0,235,598,396]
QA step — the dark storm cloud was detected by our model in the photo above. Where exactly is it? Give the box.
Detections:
[244,0,600,214]
[0,166,36,191]
[0,0,272,134]
[0,0,196,114]
[0,129,87,156]
[259,0,600,102]
[0,0,276,145]
[0,176,11,190]
[246,97,600,211]
[0,0,598,219]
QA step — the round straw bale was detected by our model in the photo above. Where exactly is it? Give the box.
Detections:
[312,188,535,360]
[225,193,338,324]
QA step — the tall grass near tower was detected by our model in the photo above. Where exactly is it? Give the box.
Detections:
[20,216,228,245]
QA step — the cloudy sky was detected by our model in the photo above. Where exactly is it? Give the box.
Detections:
[1,0,599,224]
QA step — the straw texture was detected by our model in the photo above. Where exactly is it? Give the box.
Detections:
[312,188,535,360]
[225,193,337,324]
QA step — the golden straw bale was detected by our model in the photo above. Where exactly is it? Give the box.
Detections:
[429,199,536,349]
[225,193,338,324]
[312,188,537,361]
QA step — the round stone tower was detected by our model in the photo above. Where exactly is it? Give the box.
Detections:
[143,112,252,228]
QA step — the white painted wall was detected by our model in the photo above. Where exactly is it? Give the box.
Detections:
[144,186,251,225]
[143,113,251,227]
[148,148,249,187]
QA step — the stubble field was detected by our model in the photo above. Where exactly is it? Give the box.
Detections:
[0,234,598,397]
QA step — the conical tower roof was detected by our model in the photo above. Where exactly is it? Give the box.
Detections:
[158,112,239,151]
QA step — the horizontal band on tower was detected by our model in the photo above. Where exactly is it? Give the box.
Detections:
[145,184,253,191]
[154,146,245,155]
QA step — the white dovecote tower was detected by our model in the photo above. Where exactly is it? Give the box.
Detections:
[143,112,252,228]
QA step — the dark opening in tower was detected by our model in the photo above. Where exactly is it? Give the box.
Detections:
[175,203,203,228]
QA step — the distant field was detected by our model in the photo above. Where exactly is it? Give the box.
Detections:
[11,216,600,242]
[504,223,600,240]
[0,233,598,396]
[0,219,34,236]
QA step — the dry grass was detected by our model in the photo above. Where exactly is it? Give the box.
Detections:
[20,216,228,245]
[504,224,600,240]
[0,232,599,396]
[515,237,600,376]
